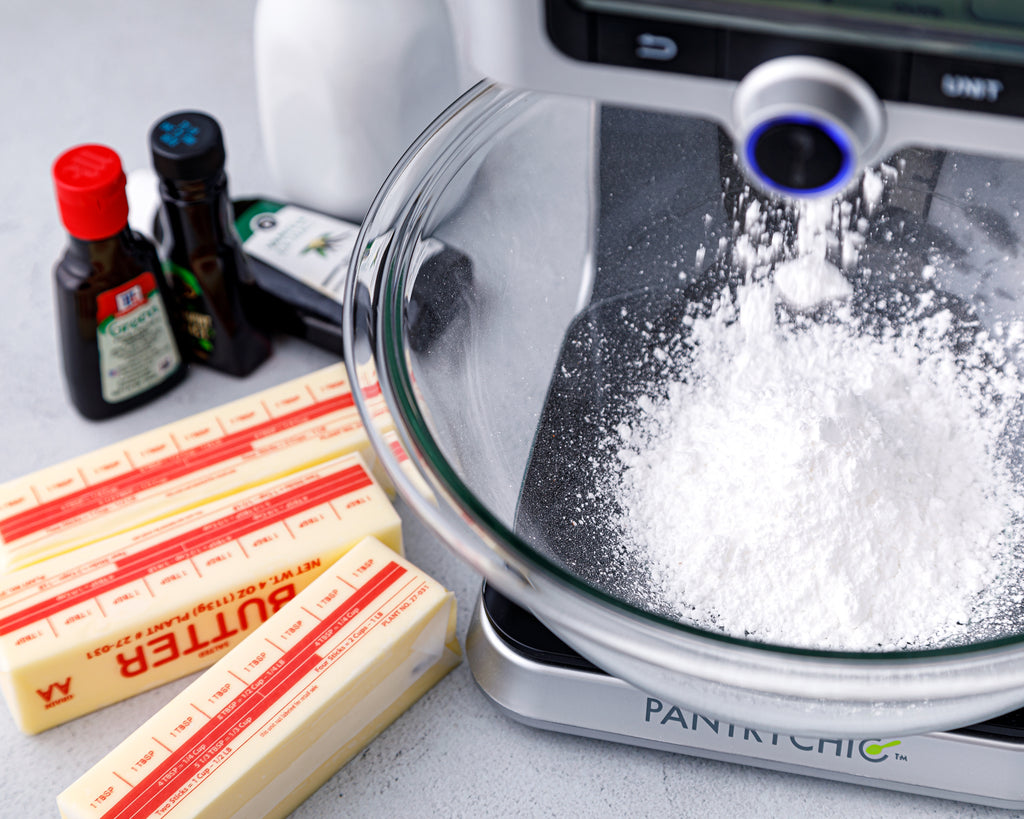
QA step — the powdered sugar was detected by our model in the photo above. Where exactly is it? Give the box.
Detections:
[773,255,852,309]
[607,199,1024,651]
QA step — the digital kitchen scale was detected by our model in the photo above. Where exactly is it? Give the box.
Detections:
[445,3,1024,807]
[446,106,1024,812]
[468,583,1024,810]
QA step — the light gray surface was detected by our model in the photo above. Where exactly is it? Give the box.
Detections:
[0,2,1018,816]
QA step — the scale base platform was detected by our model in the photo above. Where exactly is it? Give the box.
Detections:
[467,585,1024,811]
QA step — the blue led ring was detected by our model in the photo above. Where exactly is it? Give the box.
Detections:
[745,114,856,198]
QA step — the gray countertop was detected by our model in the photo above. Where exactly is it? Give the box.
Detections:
[0,2,1018,816]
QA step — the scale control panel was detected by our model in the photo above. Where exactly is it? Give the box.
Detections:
[463,0,1024,196]
[545,0,1024,119]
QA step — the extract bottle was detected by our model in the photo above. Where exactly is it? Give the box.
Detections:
[52,144,187,419]
[150,110,272,376]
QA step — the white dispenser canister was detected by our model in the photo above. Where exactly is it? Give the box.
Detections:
[253,0,461,221]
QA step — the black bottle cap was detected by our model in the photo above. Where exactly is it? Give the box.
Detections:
[149,110,226,181]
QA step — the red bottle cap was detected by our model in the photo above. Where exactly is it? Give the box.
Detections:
[52,144,130,240]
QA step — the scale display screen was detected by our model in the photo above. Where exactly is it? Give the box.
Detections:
[573,0,1024,56]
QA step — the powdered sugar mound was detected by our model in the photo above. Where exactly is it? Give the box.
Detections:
[773,255,852,309]
[612,279,1024,651]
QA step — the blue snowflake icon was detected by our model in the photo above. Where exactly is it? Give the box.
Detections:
[159,119,200,148]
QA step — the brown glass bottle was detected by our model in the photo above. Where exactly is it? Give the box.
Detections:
[53,144,187,419]
[150,111,272,376]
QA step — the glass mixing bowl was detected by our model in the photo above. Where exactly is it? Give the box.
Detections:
[343,81,1024,736]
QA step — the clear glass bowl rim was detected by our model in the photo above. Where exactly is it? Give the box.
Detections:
[342,82,1024,730]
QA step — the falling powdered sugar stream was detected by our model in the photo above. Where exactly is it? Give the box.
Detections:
[607,196,1024,651]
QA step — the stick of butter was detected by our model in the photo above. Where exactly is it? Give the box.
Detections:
[0,363,393,571]
[56,537,460,819]
[0,453,400,734]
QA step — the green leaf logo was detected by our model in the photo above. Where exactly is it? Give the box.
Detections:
[302,233,345,257]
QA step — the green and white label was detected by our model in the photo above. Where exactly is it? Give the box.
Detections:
[96,273,182,403]
[236,201,359,298]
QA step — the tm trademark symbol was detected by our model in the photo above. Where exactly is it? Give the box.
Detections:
[895,753,908,761]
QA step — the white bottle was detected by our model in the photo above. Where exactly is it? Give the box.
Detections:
[254,0,462,221]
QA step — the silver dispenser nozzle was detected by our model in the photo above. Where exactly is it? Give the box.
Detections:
[732,56,886,200]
